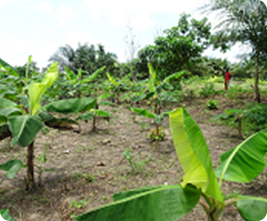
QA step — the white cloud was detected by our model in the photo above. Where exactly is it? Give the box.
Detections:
[0,0,10,7]
[262,0,267,7]
[84,0,203,29]
[63,31,110,49]
[55,6,77,27]
[38,2,53,14]
[0,37,58,68]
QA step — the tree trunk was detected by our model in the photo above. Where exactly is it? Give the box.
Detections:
[92,115,96,132]
[26,141,35,190]
[254,53,261,103]
[238,118,242,138]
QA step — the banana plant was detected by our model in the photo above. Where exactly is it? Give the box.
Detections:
[130,107,170,150]
[130,63,186,150]
[213,105,264,138]
[106,72,133,104]
[73,107,267,221]
[76,93,113,132]
[0,58,97,190]
[64,65,106,98]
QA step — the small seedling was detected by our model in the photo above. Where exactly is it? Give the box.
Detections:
[69,198,88,209]
[207,99,219,110]
[123,148,151,174]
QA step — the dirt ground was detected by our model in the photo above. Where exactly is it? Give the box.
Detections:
[1,92,267,221]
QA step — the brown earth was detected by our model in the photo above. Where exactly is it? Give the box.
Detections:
[1,92,267,221]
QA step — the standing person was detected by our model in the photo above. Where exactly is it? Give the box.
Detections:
[224,68,231,92]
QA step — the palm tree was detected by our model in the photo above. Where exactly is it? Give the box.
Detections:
[205,0,267,102]
[48,44,76,72]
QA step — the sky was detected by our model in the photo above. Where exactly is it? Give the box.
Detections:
[0,0,265,69]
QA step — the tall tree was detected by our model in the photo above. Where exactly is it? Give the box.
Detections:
[134,13,211,79]
[49,43,118,75]
[206,0,267,102]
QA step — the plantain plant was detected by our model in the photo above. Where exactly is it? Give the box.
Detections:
[130,63,186,150]
[0,58,96,190]
[73,107,267,221]
[76,93,113,132]
[106,72,133,104]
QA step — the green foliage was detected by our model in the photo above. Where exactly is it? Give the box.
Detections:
[0,208,15,221]
[149,127,165,141]
[199,82,216,98]
[74,107,267,221]
[123,148,151,174]
[0,160,23,179]
[206,99,219,110]
[69,198,88,209]
[134,13,211,78]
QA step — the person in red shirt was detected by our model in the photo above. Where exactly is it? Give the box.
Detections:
[224,68,231,92]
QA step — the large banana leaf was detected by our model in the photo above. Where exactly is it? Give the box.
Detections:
[74,184,201,221]
[41,62,58,87]
[38,111,80,132]
[237,195,267,221]
[29,62,58,115]
[0,160,23,179]
[95,109,112,118]
[0,98,17,108]
[106,72,119,86]
[42,97,96,113]
[163,70,187,83]
[65,66,76,81]
[130,107,156,119]
[0,107,21,123]
[215,129,267,183]
[0,208,15,221]
[148,63,159,85]
[81,66,106,83]
[0,58,20,77]
[169,107,223,202]
[7,115,44,147]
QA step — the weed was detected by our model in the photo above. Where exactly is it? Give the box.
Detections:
[207,99,219,110]
[199,82,216,98]
[123,148,151,174]
[69,198,88,209]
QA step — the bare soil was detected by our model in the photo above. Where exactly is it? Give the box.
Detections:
[1,93,267,221]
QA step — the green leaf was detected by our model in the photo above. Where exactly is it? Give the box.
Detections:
[8,115,44,147]
[113,186,162,201]
[29,62,58,115]
[0,160,23,179]
[148,63,159,85]
[98,100,114,106]
[76,112,95,121]
[29,83,47,116]
[41,62,58,87]
[0,98,17,108]
[0,208,15,221]
[0,58,20,77]
[169,107,223,202]
[95,110,112,118]
[42,97,97,113]
[215,129,267,183]
[106,72,119,86]
[82,66,106,83]
[65,66,77,81]
[163,70,187,83]
[44,117,80,131]
[237,195,267,221]
[0,107,21,118]
[130,107,156,119]
[73,184,201,221]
